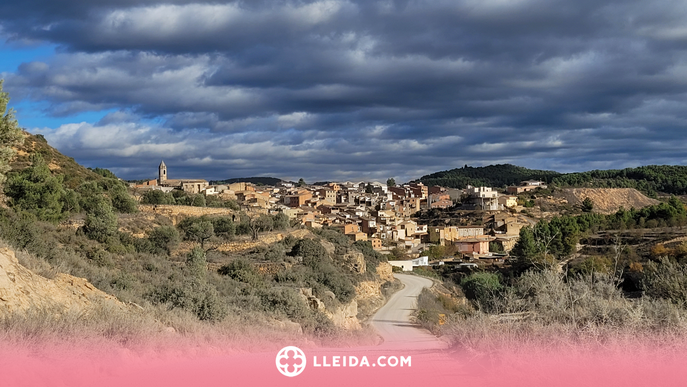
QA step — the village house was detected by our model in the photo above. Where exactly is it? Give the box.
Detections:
[493,236,518,252]
[506,180,548,194]
[388,256,429,272]
[360,217,377,235]
[347,232,368,242]
[428,192,453,209]
[283,190,313,207]
[463,186,500,211]
[316,188,337,204]
[455,237,493,255]
[371,238,383,250]
[498,195,518,208]
[133,179,158,188]
[428,225,485,245]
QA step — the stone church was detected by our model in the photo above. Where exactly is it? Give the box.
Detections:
[157,160,209,194]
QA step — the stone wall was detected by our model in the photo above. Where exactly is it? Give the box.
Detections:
[138,205,236,225]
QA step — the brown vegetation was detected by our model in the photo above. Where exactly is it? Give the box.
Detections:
[557,188,659,214]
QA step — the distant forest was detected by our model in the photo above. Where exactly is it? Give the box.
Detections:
[418,164,561,189]
[418,164,687,196]
[210,177,284,186]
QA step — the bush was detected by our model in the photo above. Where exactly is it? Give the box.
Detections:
[141,190,176,205]
[5,154,73,222]
[185,246,209,282]
[178,217,215,247]
[111,191,138,213]
[273,212,290,230]
[146,281,227,322]
[147,226,180,255]
[258,287,311,320]
[86,248,114,267]
[133,237,156,254]
[191,285,226,322]
[218,258,264,287]
[460,272,502,311]
[211,216,235,239]
[191,194,206,207]
[292,239,329,268]
[643,258,687,306]
[83,201,118,243]
[317,264,356,303]
[205,196,240,210]
[315,228,351,248]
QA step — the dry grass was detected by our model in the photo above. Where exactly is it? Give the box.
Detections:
[0,302,326,355]
[420,268,687,359]
[2,239,378,354]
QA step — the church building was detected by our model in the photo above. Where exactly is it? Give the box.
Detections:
[157,160,209,194]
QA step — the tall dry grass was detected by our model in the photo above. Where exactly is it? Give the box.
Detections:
[424,268,687,358]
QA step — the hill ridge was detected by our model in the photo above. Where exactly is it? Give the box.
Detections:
[417,163,687,196]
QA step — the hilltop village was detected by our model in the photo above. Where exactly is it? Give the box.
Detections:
[131,161,540,267]
[5,132,687,357]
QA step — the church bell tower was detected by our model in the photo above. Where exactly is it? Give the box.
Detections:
[159,160,167,183]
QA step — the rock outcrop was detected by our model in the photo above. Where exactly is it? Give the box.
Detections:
[299,287,361,330]
[0,248,125,315]
[354,263,397,320]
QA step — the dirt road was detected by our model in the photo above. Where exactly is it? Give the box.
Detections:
[370,273,447,351]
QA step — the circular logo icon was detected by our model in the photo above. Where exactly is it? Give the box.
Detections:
[276,346,307,377]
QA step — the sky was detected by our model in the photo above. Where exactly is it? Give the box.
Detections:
[2,0,687,183]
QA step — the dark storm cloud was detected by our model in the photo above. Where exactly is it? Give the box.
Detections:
[3,0,687,181]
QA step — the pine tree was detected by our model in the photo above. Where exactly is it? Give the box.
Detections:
[0,80,25,185]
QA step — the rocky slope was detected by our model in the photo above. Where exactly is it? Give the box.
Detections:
[556,188,659,214]
[0,247,126,315]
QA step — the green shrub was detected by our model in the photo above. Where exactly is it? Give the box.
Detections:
[5,154,74,222]
[218,258,264,287]
[314,228,347,244]
[146,281,227,322]
[111,191,138,213]
[211,216,236,239]
[460,272,502,311]
[191,194,206,207]
[147,226,180,255]
[292,239,329,268]
[86,248,114,267]
[141,190,176,205]
[258,287,310,320]
[186,246,209,282]
[317,264,356,303]
[132,237,156,254]
[273,212,290,230]
[83,201,118,243]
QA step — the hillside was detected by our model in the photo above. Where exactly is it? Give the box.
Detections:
[0,133,397,345]
[533,188,660,216]
[557,188,659,214]
[418,163,687,196]
[11,131,103,189]
[210,177,284,186]
[0,246,126,315]
[418,164,561,188]
[551,165,687,196]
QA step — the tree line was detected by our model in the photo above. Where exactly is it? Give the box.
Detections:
[512,197,687,266]
[418,163,687,196]
[551,165,687,196]
[418,164,561,188]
